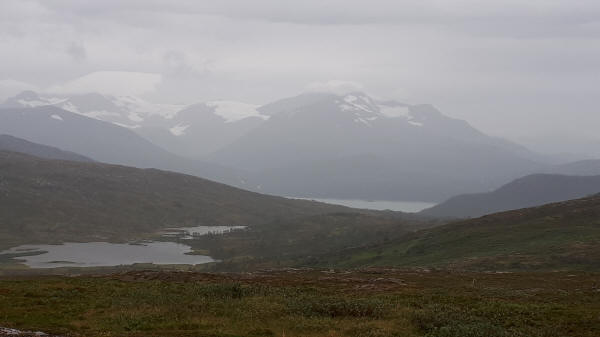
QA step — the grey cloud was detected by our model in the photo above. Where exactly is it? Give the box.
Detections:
[1,0,599,157]
[163,51,210,79]
[66,41,87,61]
[29,0,600,38]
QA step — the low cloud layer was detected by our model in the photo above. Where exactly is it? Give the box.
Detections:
[1,0,599,155]
[47,71,162,97]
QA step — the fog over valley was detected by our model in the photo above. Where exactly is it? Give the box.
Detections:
[1,2,599,336]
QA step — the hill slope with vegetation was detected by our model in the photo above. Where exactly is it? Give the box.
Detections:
[322,195,600,271]
[0,151,367,249]
[0,134,93,162]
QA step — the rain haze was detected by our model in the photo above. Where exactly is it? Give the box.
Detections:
[2,2,600,335]
[1,0,599,156]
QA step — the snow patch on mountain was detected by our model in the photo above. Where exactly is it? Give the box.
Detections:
[169,124,190,136]
[341,94,376,113]
[333,94,427,127]
[114,122,141,129]
[50,114,63,121]
[18,97,66,107]
[206,101,269,123]
[60,102,121,120]
[353,116,377,127]
[378,104,424,127]
[5,91,185,131]
[113,95,182,119]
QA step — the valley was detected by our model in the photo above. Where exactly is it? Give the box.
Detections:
[1,90,600,337]
[3,2,600,336]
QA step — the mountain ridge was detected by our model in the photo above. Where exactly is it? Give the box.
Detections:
[421,173,600,218]
[0,134,93,162]
[3,90,564,202]
[210,92,544,201]
[0,105,248,188]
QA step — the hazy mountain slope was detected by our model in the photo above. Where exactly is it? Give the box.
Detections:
[323,195,600,271]
[136,101,268,158]
[0,134,93,162]
[548,159,600,176]
[3,91,270,159]
[3,91,549,201]
[2,90,182,129]
[0,106,246,187]
[420,174,600,218]
[211,92,542,201]
[0,151,351,249]
[251,154,479,201]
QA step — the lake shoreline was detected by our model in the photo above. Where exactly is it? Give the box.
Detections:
[0,225,245,270]
[288,197,437,212]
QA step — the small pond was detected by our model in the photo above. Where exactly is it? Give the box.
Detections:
[0,226,244,269]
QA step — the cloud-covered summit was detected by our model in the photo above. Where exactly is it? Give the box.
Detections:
[1,0,599,156]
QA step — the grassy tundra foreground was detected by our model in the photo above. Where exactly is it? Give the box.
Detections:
[0,269,598,337]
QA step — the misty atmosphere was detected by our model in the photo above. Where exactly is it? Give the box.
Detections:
[0,1,599,337]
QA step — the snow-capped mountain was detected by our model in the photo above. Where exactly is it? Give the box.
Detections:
[2,91,270,158]
[1,90,549,201]
[0,105,247,188]
[136,101,270,158]
[2,90,182,129]
[209,92,544,201]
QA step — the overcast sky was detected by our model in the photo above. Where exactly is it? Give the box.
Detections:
[1,0,599,155]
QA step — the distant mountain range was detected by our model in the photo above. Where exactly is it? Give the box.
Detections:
[546,159,600,176]
[0,105,247,188]
[3,90,597,202]
[2,90,182,129]
[136,101,268,158]
[2,91,267,158]
[420,174,600,218]
[209,92,543,201]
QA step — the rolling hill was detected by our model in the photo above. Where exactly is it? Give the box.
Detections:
[0,134,93,162]
[321,195,600,271]
[420,174,600,218]
[0,150,355,250]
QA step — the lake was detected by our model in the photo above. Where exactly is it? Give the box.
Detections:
[0,241,214,268]
[293,197,436,212]
[0,225,244,269]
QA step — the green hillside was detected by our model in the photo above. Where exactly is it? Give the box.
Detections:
[0,151,362,250]
[321,195,600,271]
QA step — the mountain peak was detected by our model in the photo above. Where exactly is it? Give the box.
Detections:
[338,93,377,111]
[12,90,40,100]
[205,101,269,123]
[1,91,183,129]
